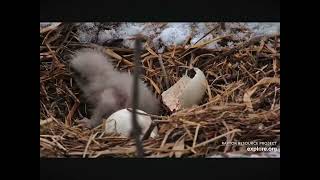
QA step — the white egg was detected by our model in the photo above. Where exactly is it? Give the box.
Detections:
[104,109,158,138]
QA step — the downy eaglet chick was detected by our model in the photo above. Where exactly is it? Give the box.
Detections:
[69,48,160,128]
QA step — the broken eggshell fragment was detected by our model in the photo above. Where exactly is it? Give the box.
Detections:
[103,109,158,139]
[161,67,207,111]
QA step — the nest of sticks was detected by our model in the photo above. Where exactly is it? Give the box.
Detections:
[40,23,280,158]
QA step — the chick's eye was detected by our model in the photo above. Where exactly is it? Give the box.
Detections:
[73,70,80,76]
[69,65,76,72]
[70,65,80,75]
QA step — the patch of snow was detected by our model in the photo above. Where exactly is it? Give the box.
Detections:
[190,23,219,49]
[40,22,53,28]
[77,23,100,43]
[97,29,117,44]
[116,23,147,48]
[190,23,210,44]
[159,23,192,47]
[117,23,145,38]
[190,23,250,50]
[244,23,280,35]
[78,23,163,49]
[74,22,280,51]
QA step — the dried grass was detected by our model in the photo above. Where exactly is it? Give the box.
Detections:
[40,23,280,158]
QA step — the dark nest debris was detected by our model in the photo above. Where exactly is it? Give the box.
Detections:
[40,23,280,158]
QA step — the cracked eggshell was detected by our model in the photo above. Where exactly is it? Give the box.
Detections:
[161,68,207,111]
[103,109,158,138]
